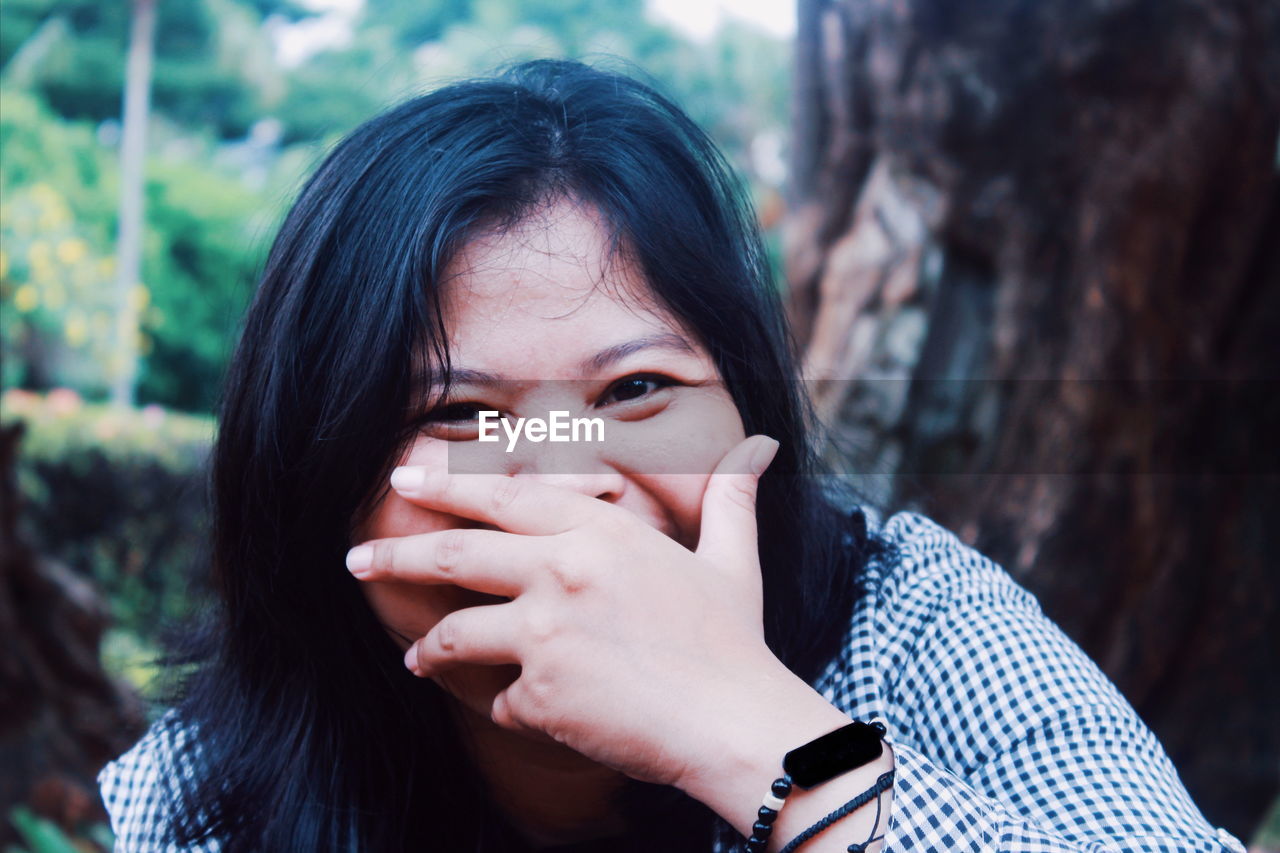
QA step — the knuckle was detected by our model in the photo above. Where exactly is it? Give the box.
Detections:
[490,691,518,729]
[369,539,396,576]
[546,557,587,595]
[433,617,459,653]
[503,681,541,729]
[434,529,467,576]
[491,476,522,512]
[523,608,559,645]
[520,669,555,713]
[723,478,758,513]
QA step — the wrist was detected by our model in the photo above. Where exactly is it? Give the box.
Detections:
[673,658,856,837]
[766,745,895,853]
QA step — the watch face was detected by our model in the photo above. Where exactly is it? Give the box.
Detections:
[783,720,885,789]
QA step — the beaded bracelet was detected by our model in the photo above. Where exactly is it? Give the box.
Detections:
[743,775,793,852]
[742,720,887,852]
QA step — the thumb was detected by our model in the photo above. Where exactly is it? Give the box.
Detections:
[695,435,779,574]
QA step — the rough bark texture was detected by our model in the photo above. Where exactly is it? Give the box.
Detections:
[0,423,145,845]
[786,0,1279,837]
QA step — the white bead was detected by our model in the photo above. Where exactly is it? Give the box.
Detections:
[762,792,786,811]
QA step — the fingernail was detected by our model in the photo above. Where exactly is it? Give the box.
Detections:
[390,466,425,492]
[346,545,373,575]
[749,437,780,477]
[403,643,423,676]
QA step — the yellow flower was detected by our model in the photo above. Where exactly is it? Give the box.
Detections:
[56,238,89,265]
[65,312,88,347]
[30,183,58,205]
[14,284,37,312]
[31,185,70,230]
[129,284,150,311]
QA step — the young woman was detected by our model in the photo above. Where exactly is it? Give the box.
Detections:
[99,60,1241,853]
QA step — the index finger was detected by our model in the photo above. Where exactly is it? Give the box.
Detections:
[347,527,535,597]
[389,466,603,535]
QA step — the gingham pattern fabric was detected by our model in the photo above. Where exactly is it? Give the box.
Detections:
[99,708,219,852]
[99,510,1247,852]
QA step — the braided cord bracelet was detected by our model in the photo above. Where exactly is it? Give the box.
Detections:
[845,776,889,853]
[776,769,895,853]
[741,720,889,853]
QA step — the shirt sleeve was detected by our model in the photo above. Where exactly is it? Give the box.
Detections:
[846,511,1246,853]
[98,711,221,853]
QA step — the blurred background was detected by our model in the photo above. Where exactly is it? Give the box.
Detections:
[0,0,1276,850]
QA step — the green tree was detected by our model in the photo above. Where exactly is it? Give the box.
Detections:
[1,0,307,138]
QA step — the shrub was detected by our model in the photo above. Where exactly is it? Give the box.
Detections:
[1,388,214,692]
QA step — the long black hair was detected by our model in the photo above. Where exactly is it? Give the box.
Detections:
[169,59,880,851]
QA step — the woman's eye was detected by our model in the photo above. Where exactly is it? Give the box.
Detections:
[430,402,485,422]
[417,402,491,435]
[599,375,675,406]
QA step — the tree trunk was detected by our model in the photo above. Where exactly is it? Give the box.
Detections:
[786,0,1280,838]
[0,423,144,846]
[111,0,157,407]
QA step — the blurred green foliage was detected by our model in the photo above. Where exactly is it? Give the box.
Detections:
[0,91,119,394]
[6,804,109,853]
[0,0,304,137]
[1,0,788,414]
[5,804,113,853]
[1,388,215,687]
[0,88,274,409]
[1256,795,1280,849]
[139,157,271,411]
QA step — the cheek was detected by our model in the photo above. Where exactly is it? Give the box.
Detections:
[357,434,458,543]
[628,473,710,551]
[614,389,746,472]
[361,580,481,650]
[618,392,747,549]
[355,439,484,647]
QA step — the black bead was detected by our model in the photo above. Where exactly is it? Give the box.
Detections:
[757,805,778,824]
[771,776,792,798]
[751,821,773,837]
[745,837,767,853]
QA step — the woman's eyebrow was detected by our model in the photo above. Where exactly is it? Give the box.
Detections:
[416,334,696,388]
[580,333,695,373]
[418,367,508,389]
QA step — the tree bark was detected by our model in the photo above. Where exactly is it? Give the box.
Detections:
[786,0,1280,837]
[0,423,144,845]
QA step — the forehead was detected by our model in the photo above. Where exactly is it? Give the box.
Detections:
[436,199,698,375]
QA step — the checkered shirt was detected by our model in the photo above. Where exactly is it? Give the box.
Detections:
[99,510,1247,852]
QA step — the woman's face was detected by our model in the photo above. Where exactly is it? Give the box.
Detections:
[356,197,746,704]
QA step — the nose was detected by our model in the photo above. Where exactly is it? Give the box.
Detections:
[508,438,625,504]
